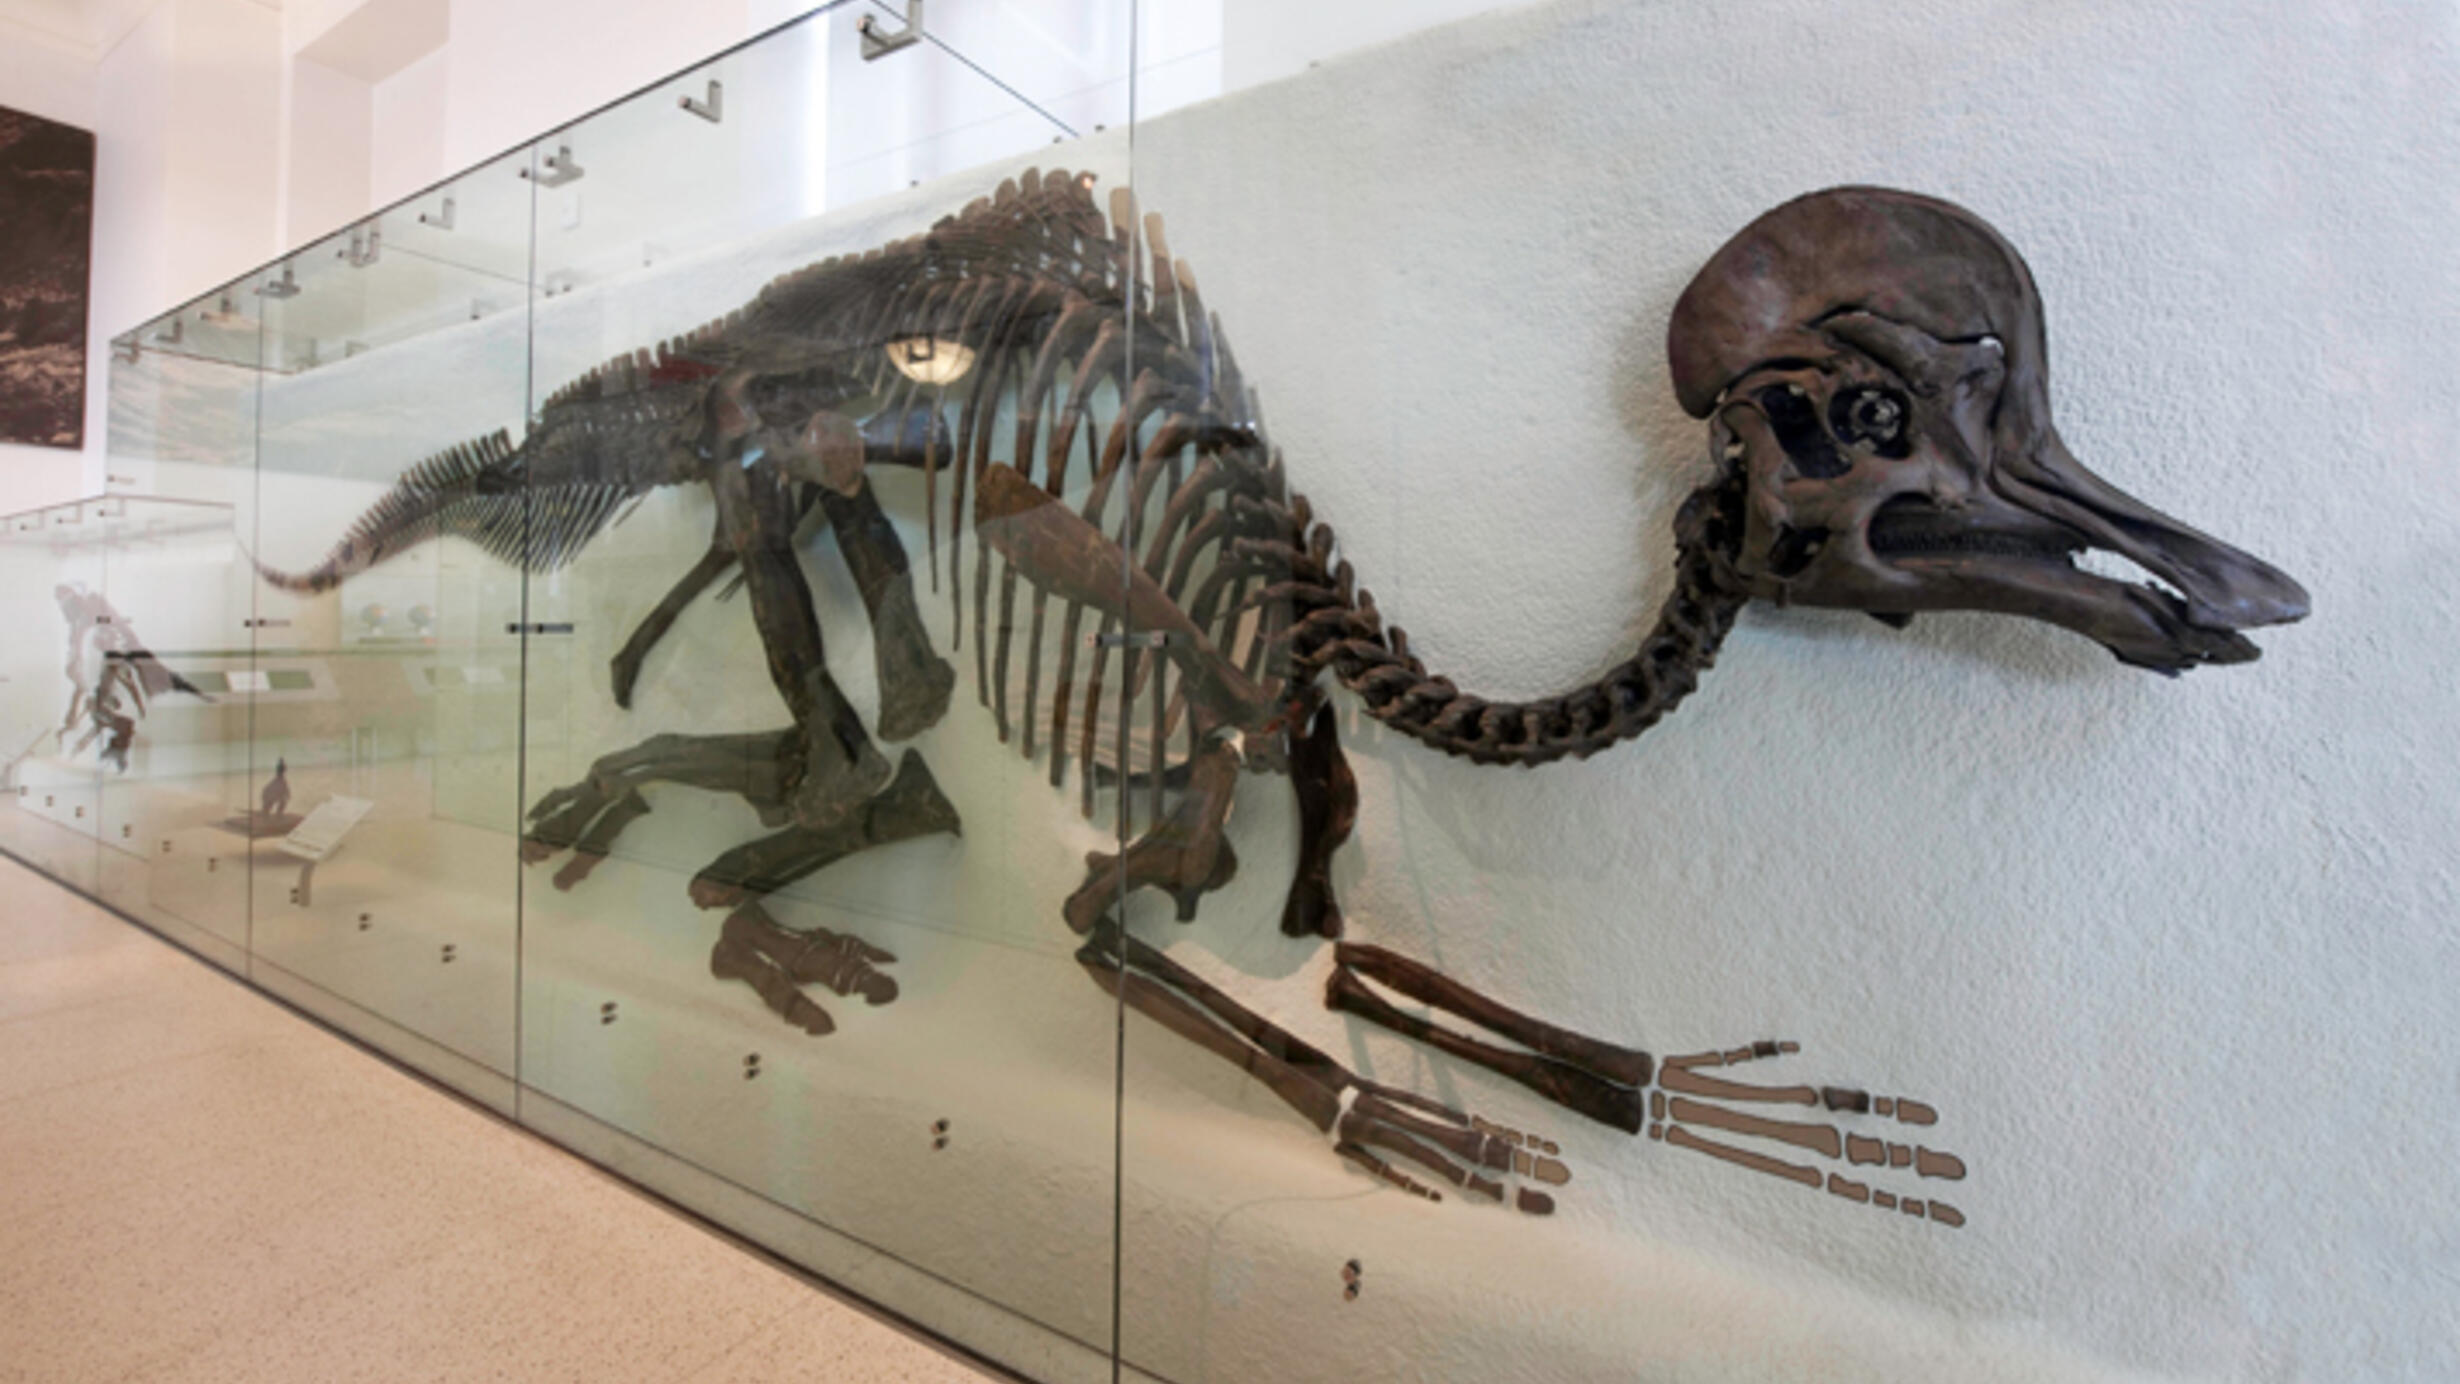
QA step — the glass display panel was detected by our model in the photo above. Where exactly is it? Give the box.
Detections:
[817,0,1126,212]
[1099,5,2346,1381]
[241,147,539,1087]
[1115,15,1802,1375]
[89,296,262,970]
[508,7,1134,1374]
[0,497,107,896]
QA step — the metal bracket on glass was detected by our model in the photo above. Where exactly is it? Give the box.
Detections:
[115,338,140,365]
[508,622,576,635]
[523,144,585,188]
[257,265,300,299]
[1093,630,1181,650]
[541,271,578,299]
[340,224,381,268]
[858,0,923,60]
[679,79,723,123]
[152,317,184,347]
[243,618,293,630]
[418,195,456,231]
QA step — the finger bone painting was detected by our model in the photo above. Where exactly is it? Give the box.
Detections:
[0,106,94,450]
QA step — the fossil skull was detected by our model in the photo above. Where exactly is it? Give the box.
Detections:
[1668,187,2308,672]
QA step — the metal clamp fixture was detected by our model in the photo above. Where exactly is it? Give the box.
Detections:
[257,265,300,299]
[418,195,456,231]
[152,317,184,347]
[858,0,923,60]
[340,223,381,268]
[523,143,585,188]
[679,79,723,123]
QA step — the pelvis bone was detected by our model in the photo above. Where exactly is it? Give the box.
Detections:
[1667,187,2308,673]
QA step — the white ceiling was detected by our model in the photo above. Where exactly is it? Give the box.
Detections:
[0,0,282,59]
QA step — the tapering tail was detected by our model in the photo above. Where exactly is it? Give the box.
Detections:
[251,430,640,592]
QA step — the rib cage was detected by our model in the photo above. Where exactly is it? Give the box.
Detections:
[810,168,1302,823]
[851,170,1750,779]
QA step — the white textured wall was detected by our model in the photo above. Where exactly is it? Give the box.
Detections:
[1220,0,1535,90]
[1112,1,2460,1378]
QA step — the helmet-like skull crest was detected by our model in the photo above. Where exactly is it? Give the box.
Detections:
[1668,187,2308,672]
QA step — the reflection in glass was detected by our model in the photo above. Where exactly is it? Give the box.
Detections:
[241,145,539,1089]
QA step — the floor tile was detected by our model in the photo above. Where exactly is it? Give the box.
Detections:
[0,932,191,1024]
[687,1293,1008,1384]
[0,962,285,1105]
[0,856,1002,1384]
[0,878,136,966]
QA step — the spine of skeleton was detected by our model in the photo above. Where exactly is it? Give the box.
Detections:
[1290,472,1752,768]
[251,430,524,593]
[252,428,646,593]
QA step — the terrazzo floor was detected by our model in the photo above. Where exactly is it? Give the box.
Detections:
[0,854,1006,1383]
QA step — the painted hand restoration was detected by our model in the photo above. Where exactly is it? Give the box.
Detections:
[255,173,2307,1230]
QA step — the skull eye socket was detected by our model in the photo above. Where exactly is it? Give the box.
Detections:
[1753,383,1850,480]
[1829,386,1913,459]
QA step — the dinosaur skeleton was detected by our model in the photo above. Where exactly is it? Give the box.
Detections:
[54,582,206,771]
[257,174,2306,1227]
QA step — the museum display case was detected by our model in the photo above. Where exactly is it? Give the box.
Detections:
[90,301,260,971]
[7,1,2451,1380]
[10,4,1155,1373]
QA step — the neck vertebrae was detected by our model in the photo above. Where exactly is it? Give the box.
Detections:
[1284,473,1748,767]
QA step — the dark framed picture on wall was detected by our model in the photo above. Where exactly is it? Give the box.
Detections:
[0,104,95,450]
